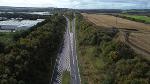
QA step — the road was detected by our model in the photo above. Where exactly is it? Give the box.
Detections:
[69,16,81,84]
[51,17,71,84]
[51,15,80,84]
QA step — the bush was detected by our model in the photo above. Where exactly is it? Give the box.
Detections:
[0,42,5,53]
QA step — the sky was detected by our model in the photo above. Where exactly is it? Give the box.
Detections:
[0,0,149,9]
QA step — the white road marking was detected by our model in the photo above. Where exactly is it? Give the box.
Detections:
[74,75,77,81]
[73,56,74,65]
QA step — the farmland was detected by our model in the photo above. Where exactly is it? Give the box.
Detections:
[82,13,150,31]
[119,14,150,24]
[82,13,150,60]
[129,32,150,52]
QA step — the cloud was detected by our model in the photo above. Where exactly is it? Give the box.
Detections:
[0,0,149,9]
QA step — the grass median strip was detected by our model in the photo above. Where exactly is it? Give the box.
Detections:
[62,71,71,84]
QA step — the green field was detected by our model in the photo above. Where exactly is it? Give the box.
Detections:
[120,14,150,23]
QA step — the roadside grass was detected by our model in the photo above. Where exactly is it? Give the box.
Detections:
[76,14,106,84]
[62,71,71,84]
[78,45,105,84]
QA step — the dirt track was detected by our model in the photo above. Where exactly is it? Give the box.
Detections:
[82,13,150,31]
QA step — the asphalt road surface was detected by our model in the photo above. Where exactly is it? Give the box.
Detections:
[70,17,81,84]
[51,16,80,84]
[51,17,71,84]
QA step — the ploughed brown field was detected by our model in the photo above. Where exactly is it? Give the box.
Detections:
[129,32,150,52]
[82,13,150,31]
[82,13,150,60]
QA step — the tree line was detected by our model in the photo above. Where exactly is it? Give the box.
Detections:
[0,13,48,20]
[0,14,66,84]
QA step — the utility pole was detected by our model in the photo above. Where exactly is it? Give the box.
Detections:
[116,15,117,28]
